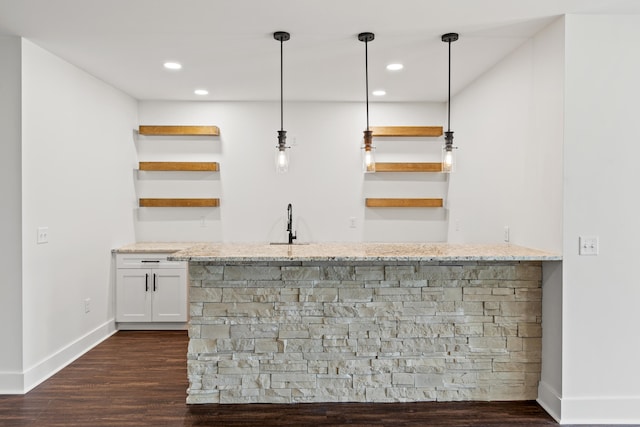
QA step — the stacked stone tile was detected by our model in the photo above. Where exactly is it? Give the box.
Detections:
[186,261,542,404]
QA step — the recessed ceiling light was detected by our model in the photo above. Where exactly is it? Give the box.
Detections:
[372,90,386,96]
[163,62,182,70]
[194,89,209,96]
[386,63,404,71]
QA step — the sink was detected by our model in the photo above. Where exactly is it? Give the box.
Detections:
[269,242,309,245]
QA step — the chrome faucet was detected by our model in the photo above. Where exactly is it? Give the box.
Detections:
[287,203,297,244]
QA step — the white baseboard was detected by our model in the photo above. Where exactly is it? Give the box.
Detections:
[116,322,187,330]
[0,320,117,394]
[538,382,640,425]
[0,372,25,394]
[537,380,561,422]
[560,396,640,425]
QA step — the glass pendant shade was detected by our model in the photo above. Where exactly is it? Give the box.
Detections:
[276,148,289,173]
[442,130,455,173]
[442,147,455,173]
[276,130,289,174]
[362,148,376,173]
[361,130,375,173]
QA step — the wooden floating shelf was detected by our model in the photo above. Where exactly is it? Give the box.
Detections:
[374,162,443,173]
[139,198,220,208]
[371,126,443,137]
[139,162,219,172]
[365,198,443,208]
[138,125,220,136]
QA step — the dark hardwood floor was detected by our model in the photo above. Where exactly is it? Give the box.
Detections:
[0,331,609,426]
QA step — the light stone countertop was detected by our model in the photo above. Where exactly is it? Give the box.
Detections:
[113,242,204,254]
[164,242,561,262]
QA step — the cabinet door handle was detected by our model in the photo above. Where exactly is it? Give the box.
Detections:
[141,260,160,263]
[145,273,149,292]
[153,273,157,292]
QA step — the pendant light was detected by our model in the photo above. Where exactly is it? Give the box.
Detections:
[441,32,459,173]
[274,31,290,173]
[358,32,376,173]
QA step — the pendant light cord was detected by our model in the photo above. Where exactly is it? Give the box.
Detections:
[280,37,284,132]
[365,39,370,131]
[447,39,451,132]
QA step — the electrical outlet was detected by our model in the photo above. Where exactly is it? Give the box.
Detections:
[84,298,91,313]
[349,217,357,228]
[579,236,599,256]
[37,227,49,244]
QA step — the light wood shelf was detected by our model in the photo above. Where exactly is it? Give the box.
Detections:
[138,125,220,136]
[365,198,443,208]
[371,126,443,137]
[139,162,219,172]
[374,162,443,173]
[366,126,444,205]
[139,198,220,208]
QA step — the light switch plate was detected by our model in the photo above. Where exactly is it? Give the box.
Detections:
[37,227,49,244]
[579,236,599,255]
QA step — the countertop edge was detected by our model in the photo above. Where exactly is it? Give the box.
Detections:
[169,255,562,262]
[113,242,562,262]
[113,242,205,254]
[167,243,562,262]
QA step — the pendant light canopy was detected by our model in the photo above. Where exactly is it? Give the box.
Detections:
[441,32,459,173]
[274,31,290,173]
[359,32,376,173]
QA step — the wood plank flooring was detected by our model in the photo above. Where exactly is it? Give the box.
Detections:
[0,331,603,426]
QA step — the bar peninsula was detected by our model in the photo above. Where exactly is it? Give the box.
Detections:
[169,243,560,404]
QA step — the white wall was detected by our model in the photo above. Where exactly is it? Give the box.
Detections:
[529,21,565,423]
[0,36,24,393]
[438,18,565,420]
[561,14,640,424]
[446,20,564,252]
[136,101,448,243]
[19,40,138,391]
[540,261,563,420]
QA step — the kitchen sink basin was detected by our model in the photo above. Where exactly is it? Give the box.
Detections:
[269,242,309,245]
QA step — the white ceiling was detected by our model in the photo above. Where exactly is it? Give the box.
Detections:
[1,0,639,102]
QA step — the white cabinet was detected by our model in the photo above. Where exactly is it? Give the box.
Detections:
[115,253,187,323]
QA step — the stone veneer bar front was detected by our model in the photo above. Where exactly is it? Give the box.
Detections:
[169,243,560,405]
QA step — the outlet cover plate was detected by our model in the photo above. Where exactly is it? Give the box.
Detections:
[37,227,49,244]
[579,236,599,256]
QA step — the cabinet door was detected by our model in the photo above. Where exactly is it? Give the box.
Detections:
[116,269,152,322]
[151,268,187,322]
